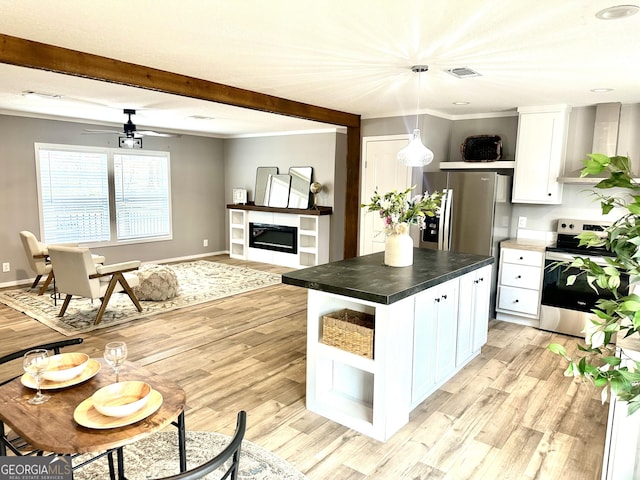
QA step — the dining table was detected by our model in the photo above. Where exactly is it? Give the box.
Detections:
[0,358,187,479]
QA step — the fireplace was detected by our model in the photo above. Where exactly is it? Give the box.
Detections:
[249,223,298,254]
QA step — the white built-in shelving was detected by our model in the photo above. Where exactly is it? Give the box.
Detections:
[227,204,331,268]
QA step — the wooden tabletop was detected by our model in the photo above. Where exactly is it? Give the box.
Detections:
[0,359,186,454]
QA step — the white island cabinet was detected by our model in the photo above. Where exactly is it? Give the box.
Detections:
[283,249,493,442]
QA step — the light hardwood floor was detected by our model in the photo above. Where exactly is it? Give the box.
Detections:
[0,255,607,479]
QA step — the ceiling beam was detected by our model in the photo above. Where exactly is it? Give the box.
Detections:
[0,34,360,128]
[0,34,361,258]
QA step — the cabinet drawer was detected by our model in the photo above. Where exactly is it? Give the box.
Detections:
[502,248,543,267]
[497,286,540,316]
[500,263,542,290]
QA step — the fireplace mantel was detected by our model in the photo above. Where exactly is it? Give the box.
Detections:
[226,203,332,216]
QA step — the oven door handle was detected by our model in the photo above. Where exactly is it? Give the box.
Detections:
[546,251,581,262]
[545,251,609,266]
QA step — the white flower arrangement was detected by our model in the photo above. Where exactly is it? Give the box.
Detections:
[361,186,443,235]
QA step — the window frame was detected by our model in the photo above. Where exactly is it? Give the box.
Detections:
[35,143,173,247]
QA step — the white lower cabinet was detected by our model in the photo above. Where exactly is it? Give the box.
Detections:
[412,278,459,407]
[496,246,545,326]
[305,265,492,442]
[457,265,492,366]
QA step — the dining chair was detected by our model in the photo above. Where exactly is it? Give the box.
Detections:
[47,245,143,325]
[151,411,246,480]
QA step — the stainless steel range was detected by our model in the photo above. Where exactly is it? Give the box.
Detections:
[540,218,629,337]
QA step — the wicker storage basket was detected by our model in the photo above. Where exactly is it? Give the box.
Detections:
[460,135,502,162]
[321,309,375,359]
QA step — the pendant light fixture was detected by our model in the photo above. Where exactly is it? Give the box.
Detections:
[397,65,434,167]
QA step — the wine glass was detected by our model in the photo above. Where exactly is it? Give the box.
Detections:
[23,349,51,405]
[104,341,127,383]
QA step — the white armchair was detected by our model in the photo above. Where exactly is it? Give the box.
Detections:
[47,245,143,325]
[19,231,53,295]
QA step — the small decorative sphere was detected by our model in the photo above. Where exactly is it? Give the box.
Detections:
[310,182,322,194]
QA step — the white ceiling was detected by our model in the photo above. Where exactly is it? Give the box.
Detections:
[0,0,639,137]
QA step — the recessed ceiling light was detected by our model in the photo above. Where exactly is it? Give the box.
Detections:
[22,90,63,99]
[591,88,614,93]
[453,101,470,105]
[188,115,216,120]
[595,4,640,19]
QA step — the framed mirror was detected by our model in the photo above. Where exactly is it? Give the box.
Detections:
[267,174,291,208]
[254,167,278,206]
[287,166,313,209]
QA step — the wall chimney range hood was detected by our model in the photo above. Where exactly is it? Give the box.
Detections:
[558,102,624,184]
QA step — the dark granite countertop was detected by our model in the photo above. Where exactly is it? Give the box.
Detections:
[282,248,494,305]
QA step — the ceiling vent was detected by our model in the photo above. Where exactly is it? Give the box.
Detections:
[445,67,481,78]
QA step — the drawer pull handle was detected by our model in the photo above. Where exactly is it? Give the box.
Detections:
[441,294,448,300]
[514,299,519,303]
[435,298,440,303]
[519,256,524,260]
[516,275,522,279]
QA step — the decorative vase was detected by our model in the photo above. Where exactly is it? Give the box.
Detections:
[384,230,414,267]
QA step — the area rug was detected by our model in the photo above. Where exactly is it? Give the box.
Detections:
[0,261,281,336]
[73,431,308,480]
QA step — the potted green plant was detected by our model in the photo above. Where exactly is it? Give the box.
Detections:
[548,153,640,414]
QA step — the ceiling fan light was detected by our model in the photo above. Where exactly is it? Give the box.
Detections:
[119,137,142,149]
[397,129,434,167]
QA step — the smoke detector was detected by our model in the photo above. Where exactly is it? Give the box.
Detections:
[445,67,481,78]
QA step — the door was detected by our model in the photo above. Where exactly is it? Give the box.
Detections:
[360,135,412,255]
[448,172,497,256]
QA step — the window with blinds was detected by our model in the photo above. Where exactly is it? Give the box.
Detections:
[36,144,172,245]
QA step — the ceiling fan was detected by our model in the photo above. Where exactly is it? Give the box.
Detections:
[83,109,178,138]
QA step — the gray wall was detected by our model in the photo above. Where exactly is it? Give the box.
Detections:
[362,113,452,189]
[448,115,518,162]
[363,106,640,240]
[0,114,225,286]
[224,131,346,261]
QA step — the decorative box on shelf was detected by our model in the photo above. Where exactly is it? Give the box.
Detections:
[321,309,375,359]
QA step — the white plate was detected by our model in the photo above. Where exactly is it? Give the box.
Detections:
[73,389,163,429]
[21,358,101,390]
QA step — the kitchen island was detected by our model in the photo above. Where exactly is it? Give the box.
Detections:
[282,248,494,441]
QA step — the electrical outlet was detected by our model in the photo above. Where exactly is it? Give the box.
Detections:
[2,262,9,272]
[518,216,527,228]
[203,239,208,247]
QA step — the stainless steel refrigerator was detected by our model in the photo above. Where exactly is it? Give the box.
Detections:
[420,171,513,313]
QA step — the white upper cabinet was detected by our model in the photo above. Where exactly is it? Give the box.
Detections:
[512,105,571,204]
